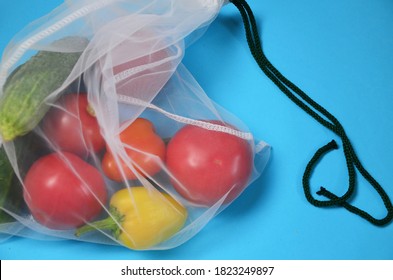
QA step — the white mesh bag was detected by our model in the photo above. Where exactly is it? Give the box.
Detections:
[0,0,270,250]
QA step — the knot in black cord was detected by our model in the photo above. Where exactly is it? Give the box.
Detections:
[230,0,393,226]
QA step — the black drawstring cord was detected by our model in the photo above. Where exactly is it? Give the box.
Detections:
[229,0,393,226]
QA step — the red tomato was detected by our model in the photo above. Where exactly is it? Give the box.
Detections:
[42,93,105,157]
[23,152,107,229]
[166,122,253,206]
[102,118,166,182]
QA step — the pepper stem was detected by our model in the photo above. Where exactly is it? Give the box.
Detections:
[86,103,96,117]
[75,207,124,238]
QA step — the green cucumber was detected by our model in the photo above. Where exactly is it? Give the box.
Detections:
[0,145,16,223]
[0,36,88,142]
[0,132,49,223]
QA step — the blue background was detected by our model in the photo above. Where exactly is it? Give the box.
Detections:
[1,0,393,260]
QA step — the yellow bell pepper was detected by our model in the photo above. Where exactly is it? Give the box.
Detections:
[76,187,187,250]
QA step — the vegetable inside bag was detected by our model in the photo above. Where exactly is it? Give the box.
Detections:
[0,0,270,249]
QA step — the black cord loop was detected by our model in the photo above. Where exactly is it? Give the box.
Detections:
[229,0,393,226]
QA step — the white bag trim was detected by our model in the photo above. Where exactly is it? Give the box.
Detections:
[117,94,254,141]
[0,0,116,88]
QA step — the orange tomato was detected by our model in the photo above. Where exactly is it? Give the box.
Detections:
[102,118,166,181]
